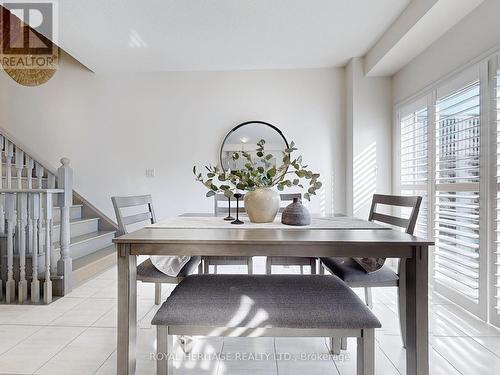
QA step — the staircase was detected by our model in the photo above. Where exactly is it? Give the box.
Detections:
[0,131,118,304]
[52,202,116,287]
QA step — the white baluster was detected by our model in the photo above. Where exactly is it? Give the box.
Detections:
[43,192,53,304]
[5,193,16,303]
[17,192,28,303]
[48,173,55,189]
[35,163,44,189]
[36,163,45,260]
[14,147,24,189]
[0,193,4,233]
[26,157,34,254]
[6,141,13,189]
[31,193,40,303]
[57,158,73,294]
[26,157,34,189]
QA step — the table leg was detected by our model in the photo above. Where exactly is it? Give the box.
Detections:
[117,243,137,375]
[405,246,429,375]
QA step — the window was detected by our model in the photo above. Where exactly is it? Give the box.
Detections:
[434,80,482,309]
[399,106,429,238]
[396,64,493,321]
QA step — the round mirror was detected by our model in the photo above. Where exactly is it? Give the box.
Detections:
[220,121,289,171]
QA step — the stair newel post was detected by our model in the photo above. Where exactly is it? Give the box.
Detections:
[5,193,16,303]
[57,157,73,295]
[17,192,28,303]
[30,193,40,303]
[43,192,53,304]
[14,147,24,189]
[6,141,13,189]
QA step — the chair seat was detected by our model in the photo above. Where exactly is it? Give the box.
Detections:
[320,257,399,287]
[137,257,201,282]
[151,274,381,329]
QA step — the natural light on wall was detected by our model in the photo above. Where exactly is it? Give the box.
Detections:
[353,142,377,216]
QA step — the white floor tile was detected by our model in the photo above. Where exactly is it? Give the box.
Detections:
[277,358,337,375]
[49,298,115,327]
[433,305,500,337]
[0,326,85,374]
[433,336,500,374]
[0,325,42,355]
[274,337,329,354]
[36,327,116,375]
[222,337,274,354]
[472,336,500,357]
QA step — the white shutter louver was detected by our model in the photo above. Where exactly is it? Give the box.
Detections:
[434,80,481,302]
[400,107,428,238]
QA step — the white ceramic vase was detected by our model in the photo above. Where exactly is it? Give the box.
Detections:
[244,188,280,223]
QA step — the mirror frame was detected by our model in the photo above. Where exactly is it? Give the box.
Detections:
[219,120,289,172]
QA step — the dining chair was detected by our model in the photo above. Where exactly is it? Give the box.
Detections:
[112,195,202,305]
[265,193,318,274]
[320,194,421,350]
[202,193,253,274]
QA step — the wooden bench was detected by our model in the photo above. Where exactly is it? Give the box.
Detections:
[152,274,381,375]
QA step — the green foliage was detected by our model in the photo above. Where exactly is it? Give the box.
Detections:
[193,139,322,201]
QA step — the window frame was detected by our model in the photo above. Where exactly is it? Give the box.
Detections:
[394,58,495,323]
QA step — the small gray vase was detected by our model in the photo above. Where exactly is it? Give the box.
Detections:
[281,197,311,226]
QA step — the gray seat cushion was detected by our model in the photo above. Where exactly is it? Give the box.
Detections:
[137,256,201,281]
[320,257,399,287]
[152,275,381,329]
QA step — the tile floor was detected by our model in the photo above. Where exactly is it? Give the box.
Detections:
[1,258,500,374]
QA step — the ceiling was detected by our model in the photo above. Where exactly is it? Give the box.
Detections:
[57,0,411,73]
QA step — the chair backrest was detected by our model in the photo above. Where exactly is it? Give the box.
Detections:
[214,192,302,215]
[368,194,422,235]
[111,195,156,236]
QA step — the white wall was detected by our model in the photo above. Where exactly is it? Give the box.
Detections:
[0,52,345,220]
[345,58,393,218]
[393,0,500,103]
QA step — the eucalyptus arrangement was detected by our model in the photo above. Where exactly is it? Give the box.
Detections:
[193,139,322,201]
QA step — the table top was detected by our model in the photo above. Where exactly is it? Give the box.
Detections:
[147,215,389,230]
[114,215,434,246]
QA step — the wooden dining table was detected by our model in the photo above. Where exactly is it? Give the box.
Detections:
[114,215,433,375]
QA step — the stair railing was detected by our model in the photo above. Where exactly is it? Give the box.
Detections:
[0,135,73,304]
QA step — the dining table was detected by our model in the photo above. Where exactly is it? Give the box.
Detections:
[114,214,434,375]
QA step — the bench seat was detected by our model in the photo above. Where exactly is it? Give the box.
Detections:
[152,274,381,329]
[152,275,380,375]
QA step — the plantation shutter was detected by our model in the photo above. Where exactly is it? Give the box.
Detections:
[399,105,429,238]
[434,80,482,306]
[494,65,500,323]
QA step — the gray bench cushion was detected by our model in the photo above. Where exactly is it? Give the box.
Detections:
[152,275,381,329]
[137,256,201,281]
[321,257,399,287]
